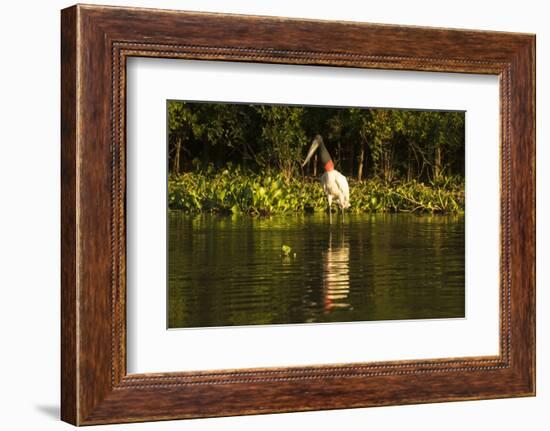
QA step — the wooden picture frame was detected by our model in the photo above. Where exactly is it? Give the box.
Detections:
[61,4,535,425]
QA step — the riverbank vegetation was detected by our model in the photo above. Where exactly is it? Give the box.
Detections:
[168,101,465,214]
[169,167,464,215]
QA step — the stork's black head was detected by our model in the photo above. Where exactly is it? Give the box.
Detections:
[302,135,332,168]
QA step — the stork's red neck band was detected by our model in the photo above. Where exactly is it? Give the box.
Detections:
[324,160,334,172]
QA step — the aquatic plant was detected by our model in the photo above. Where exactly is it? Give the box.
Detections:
[281,245,292,256]
[168,166,464,215]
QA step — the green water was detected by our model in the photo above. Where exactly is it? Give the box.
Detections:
[168,213,465,328]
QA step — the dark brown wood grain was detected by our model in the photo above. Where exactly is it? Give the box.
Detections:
[60,5,78,425]
[61,4,535,425]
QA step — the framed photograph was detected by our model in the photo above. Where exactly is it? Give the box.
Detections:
[61,4,535,425]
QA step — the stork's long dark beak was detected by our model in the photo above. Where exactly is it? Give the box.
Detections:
[302,139,319,167]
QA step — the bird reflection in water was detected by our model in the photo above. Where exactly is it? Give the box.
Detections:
[322,229,351,314]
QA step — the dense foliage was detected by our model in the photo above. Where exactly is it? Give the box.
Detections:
[169,101,464,181]
[167,101,465,214]
[169,166,464,215]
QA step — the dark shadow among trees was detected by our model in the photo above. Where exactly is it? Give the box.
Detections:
[168,100,465,184]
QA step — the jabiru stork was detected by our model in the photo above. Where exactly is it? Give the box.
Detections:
[302,135,350,224]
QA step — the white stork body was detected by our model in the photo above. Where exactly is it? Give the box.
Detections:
[302,135,350,224]
[321,170,350,224]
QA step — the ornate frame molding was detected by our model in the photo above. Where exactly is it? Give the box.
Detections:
[61,5,535,425]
